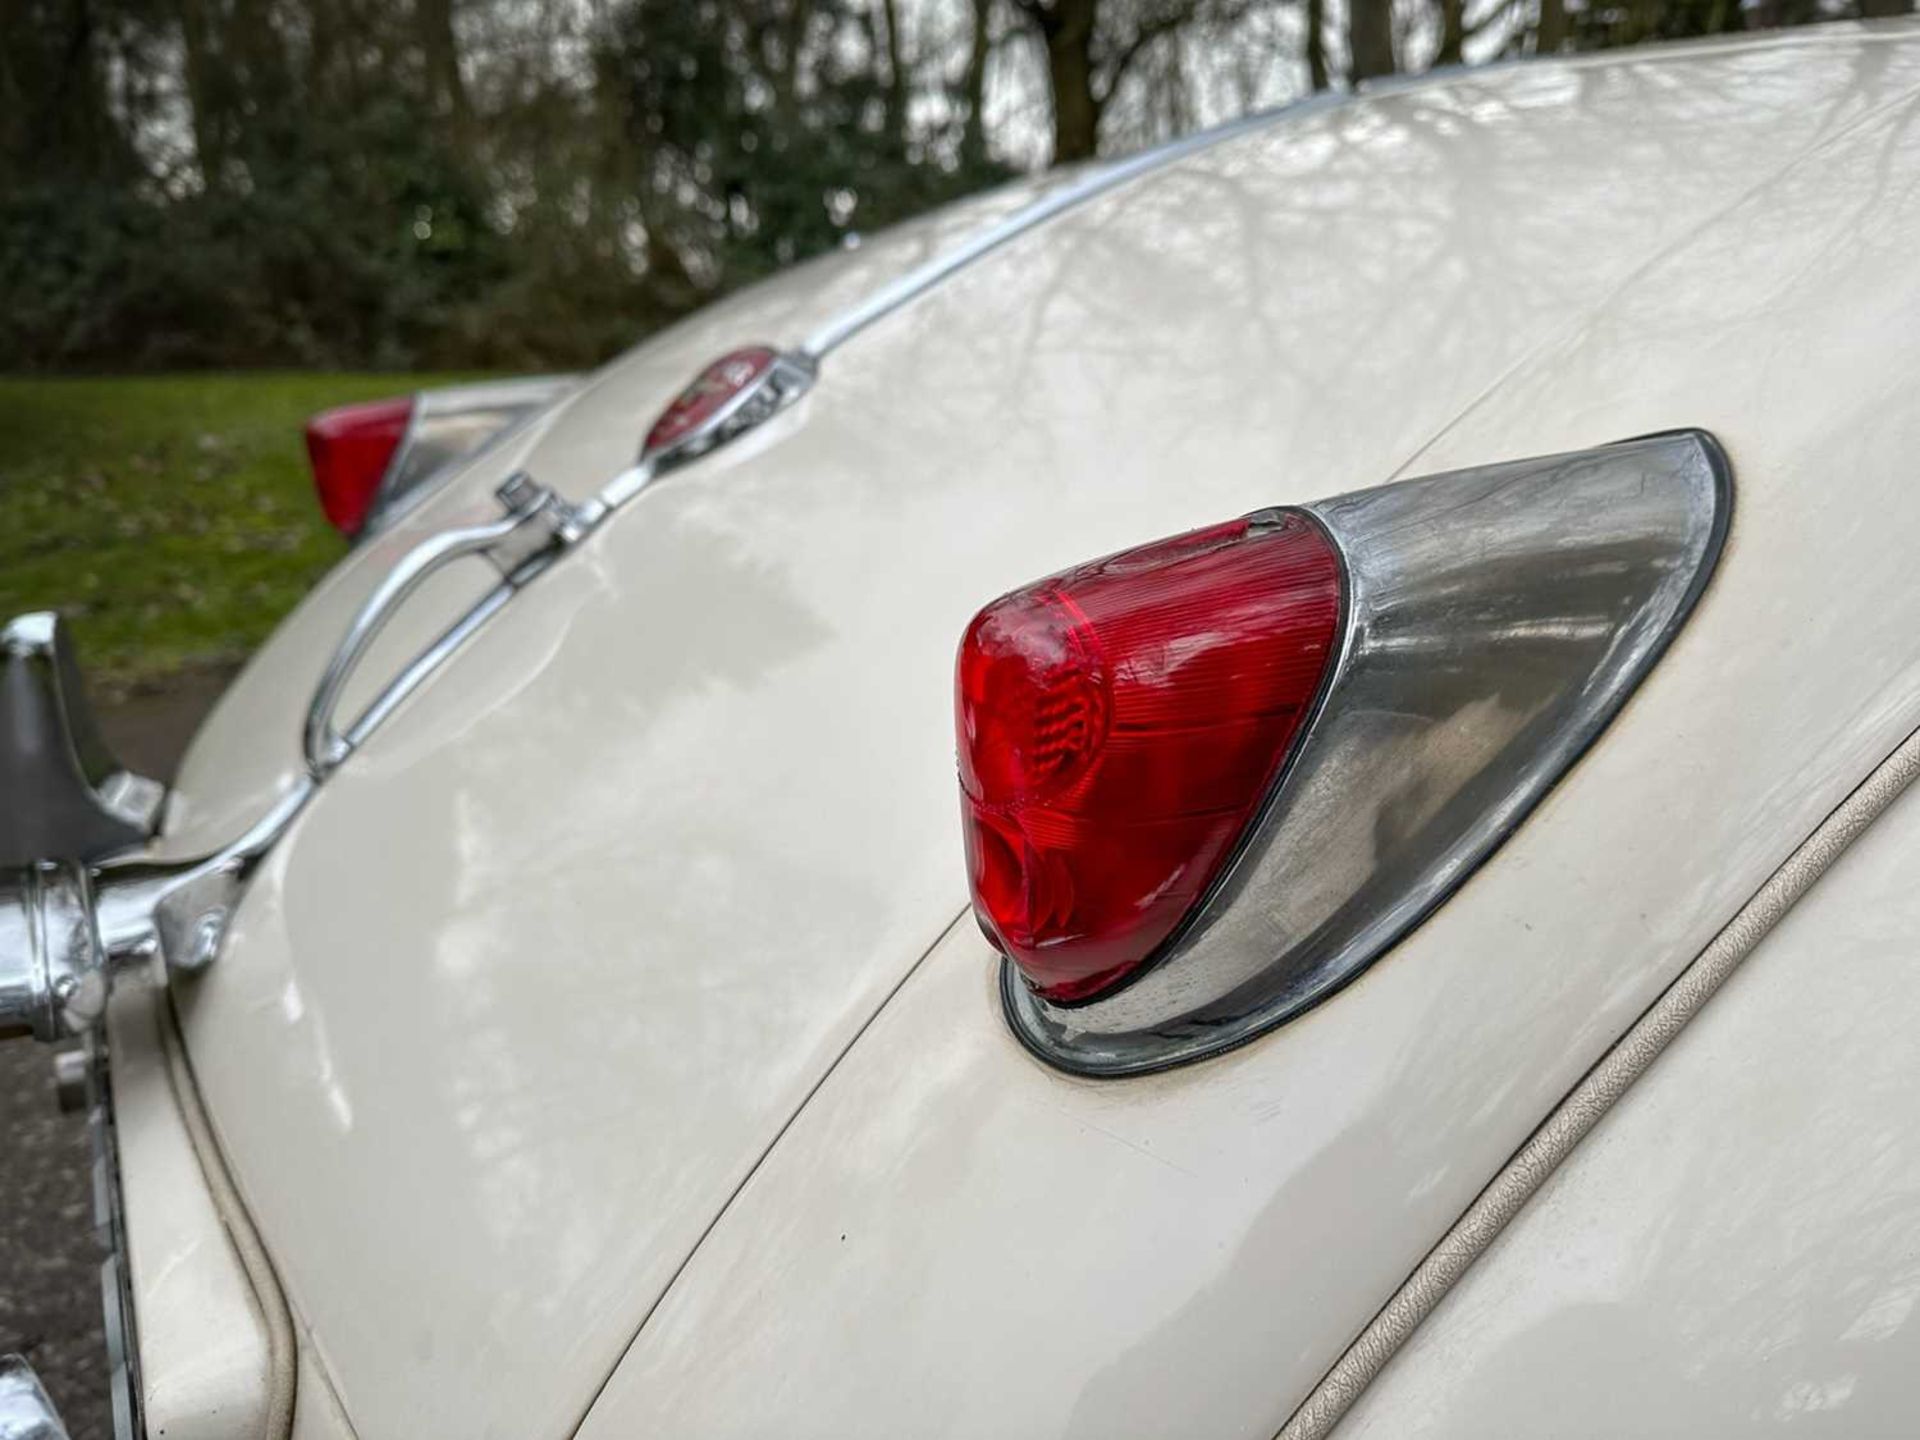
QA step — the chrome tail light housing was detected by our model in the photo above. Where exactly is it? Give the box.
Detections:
[966,432,1730,1075]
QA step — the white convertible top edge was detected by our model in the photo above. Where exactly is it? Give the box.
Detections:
[1278,718,1920,1440]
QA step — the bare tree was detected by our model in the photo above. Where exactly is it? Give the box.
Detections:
[1535,0,1568,50]
[11,0,1898,373]
[1011,0,1201,162]
[879,0,909,134]
[1435,0,1466,63]
[1304,0,1330,88]
[418,0,475,138]
[960,0,995,167]
[1347,0,1395,79]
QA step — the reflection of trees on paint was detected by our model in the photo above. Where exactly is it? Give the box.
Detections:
[0,0,1892,370]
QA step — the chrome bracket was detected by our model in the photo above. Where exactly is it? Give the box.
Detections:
[302,471,599,778]
[0,863,112,1042]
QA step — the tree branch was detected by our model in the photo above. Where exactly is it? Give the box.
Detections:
[1464,0,1522,42]
[1094,3,1195,106]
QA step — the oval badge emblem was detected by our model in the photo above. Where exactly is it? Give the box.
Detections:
[641,345,815,466]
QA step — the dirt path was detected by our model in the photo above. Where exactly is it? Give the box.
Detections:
[94,666,241,783]
[0,667,235,1439]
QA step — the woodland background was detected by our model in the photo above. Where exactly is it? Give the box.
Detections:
[5,0,1911,376]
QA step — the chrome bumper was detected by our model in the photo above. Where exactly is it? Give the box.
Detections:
[10,1039,146,1440]
[0,1356,67,1439]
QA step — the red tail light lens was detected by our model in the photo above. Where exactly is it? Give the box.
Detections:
[644,346,778,456]
[957,514,1343,1002]
[305,396,414,537]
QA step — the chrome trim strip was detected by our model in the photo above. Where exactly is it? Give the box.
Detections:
[1005,432,1732,1075]
[331,583,514,767]
[86,1036,143,1440]
[416,375,579,418]
[801,105,1305,359]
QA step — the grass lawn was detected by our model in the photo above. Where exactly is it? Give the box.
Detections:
[0,372,483,694]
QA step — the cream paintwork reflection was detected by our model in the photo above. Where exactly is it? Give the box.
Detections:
[575,37,1920,1440]
[147,26,1920,1440]
[1333,774,1920,1439]
[276,978,352,1133]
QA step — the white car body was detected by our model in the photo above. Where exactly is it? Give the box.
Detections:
[68,19,1920,1440]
